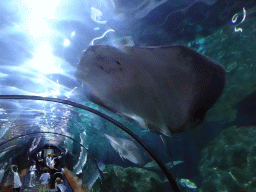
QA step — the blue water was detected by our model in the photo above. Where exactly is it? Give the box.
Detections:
[0,0,256,191]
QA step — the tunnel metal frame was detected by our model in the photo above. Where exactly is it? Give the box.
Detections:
[0,95,180,192]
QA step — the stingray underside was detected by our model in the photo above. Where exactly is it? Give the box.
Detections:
[76,45,226,135]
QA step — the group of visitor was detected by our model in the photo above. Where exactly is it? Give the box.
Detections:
[11,151,66,192]
[39,166,66,192]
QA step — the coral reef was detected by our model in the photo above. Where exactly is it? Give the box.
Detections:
[199,126,256,191]
[91,165,164,192]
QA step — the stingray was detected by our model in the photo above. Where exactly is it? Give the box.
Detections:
[76,45,226,136]
[104,134,145,165]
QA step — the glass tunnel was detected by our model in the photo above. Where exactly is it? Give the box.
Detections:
[1,0,256,192]
[0,96,177,192]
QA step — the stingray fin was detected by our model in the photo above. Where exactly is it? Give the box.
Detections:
[87,93,118,114]
[146,122,172,137]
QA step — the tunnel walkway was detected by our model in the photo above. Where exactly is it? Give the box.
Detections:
[4,168,88,192]
[17,170,76,192]
[21,176,41,192]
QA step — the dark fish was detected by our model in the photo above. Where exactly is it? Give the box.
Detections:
[235,90,256,125]
[224,90,256,127]
[76,45,226,136]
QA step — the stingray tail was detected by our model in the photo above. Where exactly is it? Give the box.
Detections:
[160,134,174,168]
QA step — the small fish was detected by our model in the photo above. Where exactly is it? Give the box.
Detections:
[0,151,7,158]
[166,161,184,169]
[29,137,41,152]
[0,145,17,158]
[86,155,106,190]
[73,132,88,175]
[144,160,183,170]
[0,168,4,183]
[178,178,197,189]
[140,130,150,133]
[228,171,237,182]
[4,145,17,151]
[104,134,145,165]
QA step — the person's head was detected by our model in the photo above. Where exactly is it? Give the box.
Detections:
[12,165,18,172]
[43,167,49,173]
[55,158,61,165]
[32,160,36,165]
[47,153,51,157]
[55,177,62,184]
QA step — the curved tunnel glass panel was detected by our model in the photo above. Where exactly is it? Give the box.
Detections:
[0,132,103,191]
[0,97,176,191]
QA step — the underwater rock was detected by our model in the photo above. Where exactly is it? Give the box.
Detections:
[91,164,164,192]
[199,126,256,191]
[226,61,237,72]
